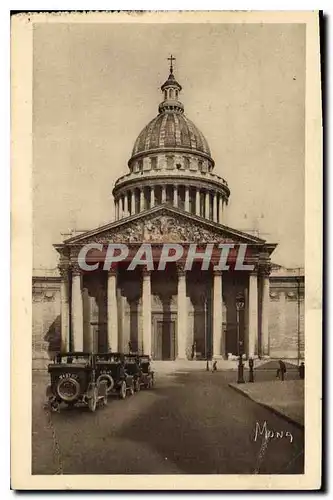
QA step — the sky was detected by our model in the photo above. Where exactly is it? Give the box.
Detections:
[33,22,305,270]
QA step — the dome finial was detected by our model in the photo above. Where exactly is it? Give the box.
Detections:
[167,54,176,74]
[159,56,183,113]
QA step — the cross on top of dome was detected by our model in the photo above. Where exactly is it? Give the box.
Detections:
[159,55,183,113]
[167,54,176,74]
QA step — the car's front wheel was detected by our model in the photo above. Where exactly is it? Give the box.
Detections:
[119,381,126,400]
[88,388,97,412]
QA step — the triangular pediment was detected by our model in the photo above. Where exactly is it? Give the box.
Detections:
[62,205,267,247]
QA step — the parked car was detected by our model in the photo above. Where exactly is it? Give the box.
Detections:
[124,354,142,392]
[46,352,108,412]
[138,355,154,389]
[95,353,135,399]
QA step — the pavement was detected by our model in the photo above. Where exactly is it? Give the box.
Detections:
[32,369,304,475]
[229,380,304,427]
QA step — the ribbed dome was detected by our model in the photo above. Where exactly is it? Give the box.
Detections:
[131,112,211,157]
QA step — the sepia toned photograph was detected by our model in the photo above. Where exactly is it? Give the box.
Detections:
[11,11,322,490]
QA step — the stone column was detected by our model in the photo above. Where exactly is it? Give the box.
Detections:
[59,265,70,351]
[177,265,187,359]
[196,189,200,216]
[151,186,155,208]
[162,185,167,203]
[123,192,128,217]
[142,270,152,355]
[140,188,144,212]
[107,269,118,352]
[219,195,224,224]
[205,191,210,219]
[213,193,218,223]
[131,190,136,215]
[213,271,223,358]
[173,185,178,208]
[260,266,271,357]
[248,271,258,359]
[71,267,84,352]
[119,196,124,219]
[185,186,190,212]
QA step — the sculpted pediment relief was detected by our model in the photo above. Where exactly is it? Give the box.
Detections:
[77,214,238,245]
[64,207,263,246]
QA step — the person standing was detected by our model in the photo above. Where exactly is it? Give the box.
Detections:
[191,342,197,360]
[298,362,305,380]
[276,360,287,381]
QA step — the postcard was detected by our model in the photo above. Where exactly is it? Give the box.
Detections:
[11,10,322,490]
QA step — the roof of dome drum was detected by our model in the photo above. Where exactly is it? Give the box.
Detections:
[130,61,212,161]
[131,113,211,157]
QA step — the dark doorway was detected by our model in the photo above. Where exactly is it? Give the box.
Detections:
[154,320,176,360]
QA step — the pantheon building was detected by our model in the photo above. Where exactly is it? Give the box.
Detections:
[32,61,305,368]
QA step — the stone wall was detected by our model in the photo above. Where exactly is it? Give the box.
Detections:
[32,276,61,370]
[268,267,304,359]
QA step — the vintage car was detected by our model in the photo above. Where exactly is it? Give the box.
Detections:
[95,353,135,399]
[124,354,142,392]
[138,355,154,389]
[46,352,108,412]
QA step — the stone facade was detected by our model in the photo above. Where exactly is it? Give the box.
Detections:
[32,263,304,369]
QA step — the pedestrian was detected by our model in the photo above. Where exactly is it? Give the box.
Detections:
[212,360,217,372]
[191,342,197,360]
[276,360,287,381]
[298,362,305,380]
[128,340,133,354]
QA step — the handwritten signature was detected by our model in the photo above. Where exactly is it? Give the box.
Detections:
[254,421,293,443]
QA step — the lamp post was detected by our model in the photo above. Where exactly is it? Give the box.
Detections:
[204,297,209,371]
[296,268,301,366]
[236,293,245,384]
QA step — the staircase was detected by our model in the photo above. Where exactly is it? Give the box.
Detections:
[150,358,295,374]
[151,359,239,373]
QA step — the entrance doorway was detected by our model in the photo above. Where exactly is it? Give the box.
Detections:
[153,320,176,360]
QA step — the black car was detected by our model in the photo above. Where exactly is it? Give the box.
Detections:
[138,355,154,389]
[46,352,108,412]
[95,352,135,399]
[124,354,142,392]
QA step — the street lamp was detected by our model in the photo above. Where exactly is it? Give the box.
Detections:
[204,297,209,371]
[236,293,245,353]
[236,293,245,384]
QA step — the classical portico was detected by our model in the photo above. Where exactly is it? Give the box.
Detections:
[55,206,275,361]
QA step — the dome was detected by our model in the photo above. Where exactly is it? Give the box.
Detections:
[113,58,230,224]
[131,112,211,157]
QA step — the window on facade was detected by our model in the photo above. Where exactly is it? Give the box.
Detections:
[150,157,157,170]
[175,90,179,99]
[184,157,190,170]
[198,160,203,171]
[164,90,167,100]
[138,159,143,172]
[166,156,174,169]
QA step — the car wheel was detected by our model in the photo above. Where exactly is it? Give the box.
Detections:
[56,377,80,402]
[119,381,126,400]
[97,373,114,395]
[88,388,97,412]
